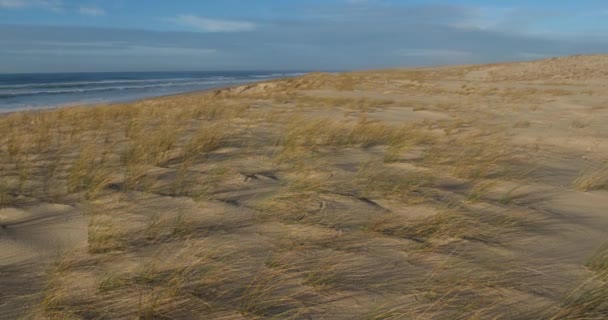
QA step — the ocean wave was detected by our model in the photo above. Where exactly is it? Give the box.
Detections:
[0,79,252,98]
[0,76,239,90]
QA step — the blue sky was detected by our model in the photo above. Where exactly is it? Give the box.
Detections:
[1,0,607,73]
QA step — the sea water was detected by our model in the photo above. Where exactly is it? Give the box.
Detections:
[0,71,305,111]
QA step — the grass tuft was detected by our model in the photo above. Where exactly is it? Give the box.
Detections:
[573,166,608,191]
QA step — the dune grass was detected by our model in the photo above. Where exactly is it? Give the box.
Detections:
[586,241,608,278]
[0,70,604,320]
[573,165,608,191]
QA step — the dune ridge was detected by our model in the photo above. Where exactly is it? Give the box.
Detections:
[1,55,608,319]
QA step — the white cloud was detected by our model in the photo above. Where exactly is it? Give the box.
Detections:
[0,1,104,14]
[123,45,216,57]
[4,42,217,57]
[79,5,104,16]
[168,14,256,32]
[0,0,63,11]
[396,49,472,58]
[0,0,28,8]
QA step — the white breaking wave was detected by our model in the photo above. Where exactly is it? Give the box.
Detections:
[0,79,257,98]
[0,72,307,111]
[0,77,238,90]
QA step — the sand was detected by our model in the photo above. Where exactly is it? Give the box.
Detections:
[1,54,608,319]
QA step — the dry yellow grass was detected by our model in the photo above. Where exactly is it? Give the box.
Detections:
[3,56,608,319]
[586,241,608,278]
[573,166,608,191]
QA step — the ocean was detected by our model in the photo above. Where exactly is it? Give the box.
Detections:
[0,71,305,112]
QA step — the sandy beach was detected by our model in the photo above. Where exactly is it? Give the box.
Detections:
[1,55,608,319]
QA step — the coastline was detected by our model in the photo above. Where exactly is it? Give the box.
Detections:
[0,72,310,114]
[0,82,238,114]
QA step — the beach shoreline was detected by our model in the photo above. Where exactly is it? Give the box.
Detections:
[0,71,310,114]
[0,82,239,114]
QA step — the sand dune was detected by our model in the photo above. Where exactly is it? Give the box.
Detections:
[1,55,608,319]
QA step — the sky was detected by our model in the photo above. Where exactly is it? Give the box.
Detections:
[0,0,607,73]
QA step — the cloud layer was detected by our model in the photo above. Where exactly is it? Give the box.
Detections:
[0,0,105,15]
[0,1,607,73]
[78,5,104,16]
[0,0,28,8]
[0,0,62,10]
[168,15,256,32]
